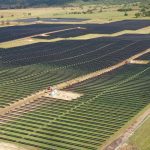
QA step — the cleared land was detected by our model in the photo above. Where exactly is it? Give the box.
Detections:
[45,90,83,101]
[130,60,150,64]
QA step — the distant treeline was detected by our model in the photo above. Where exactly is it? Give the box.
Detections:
[0,0,146,9]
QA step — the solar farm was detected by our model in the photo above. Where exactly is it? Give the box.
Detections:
[0,19,150,150]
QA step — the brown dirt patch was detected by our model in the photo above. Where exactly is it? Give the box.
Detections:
[0,142,28,150]
[130,60,150,65]
[44,90,83,101]
[119,143,138,150]
[27,38,34,42]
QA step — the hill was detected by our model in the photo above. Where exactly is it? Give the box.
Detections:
[0,0,147,9]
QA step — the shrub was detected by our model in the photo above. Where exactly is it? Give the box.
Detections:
[124,12,128,16]
[135,12,141,18]
[118,8,132,12]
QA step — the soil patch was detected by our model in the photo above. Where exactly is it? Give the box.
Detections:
[27,38,34,42]
[130,60,150,65]
[44,90,83,101]
[0,142,28,150]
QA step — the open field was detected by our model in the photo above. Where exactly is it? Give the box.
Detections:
[0,19,150,150]
[0,6,138,22]
[0,4,150,24]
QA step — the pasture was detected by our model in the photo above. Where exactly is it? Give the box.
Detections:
[0,4,150,24]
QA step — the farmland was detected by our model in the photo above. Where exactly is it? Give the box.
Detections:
[0,18,150,150]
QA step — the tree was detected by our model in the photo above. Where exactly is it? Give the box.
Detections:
[135,12,141,18]
[37,17,40,21]
[1,21,5,25]
[6,21,10,25]
[144,10,150,16]
[99,7,103,13]
[124,11,128,16]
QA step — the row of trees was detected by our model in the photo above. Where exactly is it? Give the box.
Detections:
[68,7,103,15]
[0,21,10,25]
[0,13,32,20]
[0,0,146,9]
[135,5,150,17]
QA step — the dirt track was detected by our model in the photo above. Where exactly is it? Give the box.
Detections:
[130,59,150,64]
[0,48,150,117]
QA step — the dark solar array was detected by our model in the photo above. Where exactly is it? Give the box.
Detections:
[0,20,150,42]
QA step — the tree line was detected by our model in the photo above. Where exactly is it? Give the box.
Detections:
[0,0,145,9]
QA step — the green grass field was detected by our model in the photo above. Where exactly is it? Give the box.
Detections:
[0,4,149,24]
